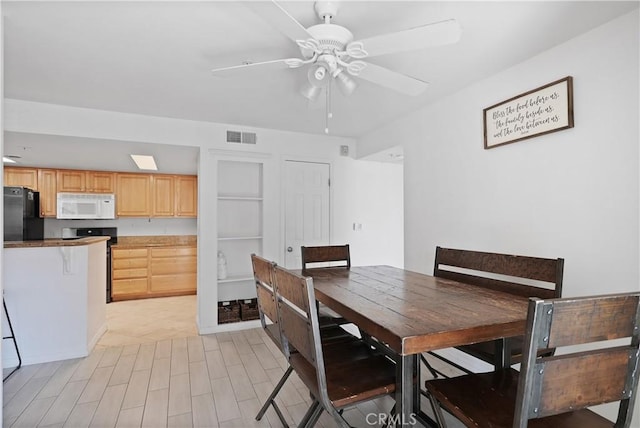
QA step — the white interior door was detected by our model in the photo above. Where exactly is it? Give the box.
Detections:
[284,161,330,268]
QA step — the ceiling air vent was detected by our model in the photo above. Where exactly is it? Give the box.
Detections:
[241,132,257,145]
[226,130,257,145]
[226,130,242,143]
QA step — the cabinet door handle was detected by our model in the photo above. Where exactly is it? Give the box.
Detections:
[287,247,293,252]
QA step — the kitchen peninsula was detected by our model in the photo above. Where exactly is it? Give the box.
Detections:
[3,236,109,367]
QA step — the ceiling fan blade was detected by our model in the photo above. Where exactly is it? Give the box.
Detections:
[352,19,461,58]
[357,62,429,96]
[211,58,294,77]
[242,1,313,43]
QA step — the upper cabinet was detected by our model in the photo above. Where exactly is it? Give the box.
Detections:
[152,175,176,217]
[87,171,116,193]
[57,169,115,193]
[117,173,197,218]
[56,170,85,192]
[4,167,38,190]
[37,169,57,217]
[4,166,196,219]
[116,173,153,217]
[176,175,197,217]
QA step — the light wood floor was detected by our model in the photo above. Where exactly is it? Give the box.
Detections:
[3,295,461,428]
[97,296,198,348]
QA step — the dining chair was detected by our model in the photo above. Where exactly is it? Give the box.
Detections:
[425,291,640,428]
[272,264,397,428]
[251,254,358,426]
[301,244,351,270]
[301,244,351,326]
[424,246,564,377]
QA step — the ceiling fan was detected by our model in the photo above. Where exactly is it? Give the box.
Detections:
[211,1,462,133]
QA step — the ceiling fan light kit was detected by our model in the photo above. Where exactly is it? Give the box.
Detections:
[211,0,462,133]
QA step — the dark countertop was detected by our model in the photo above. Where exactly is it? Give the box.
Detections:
[4,236,111,249]
[112,235,197,248]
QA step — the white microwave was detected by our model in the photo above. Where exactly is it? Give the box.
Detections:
[56,193,116,219]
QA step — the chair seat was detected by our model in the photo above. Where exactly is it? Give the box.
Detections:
[318,303,348,326]
[265,322,356,347]
[291,340,396,408]
[425,369,613,428]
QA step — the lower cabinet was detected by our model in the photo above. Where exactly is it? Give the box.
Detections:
[112,245,196,301]
[150,247,197,293]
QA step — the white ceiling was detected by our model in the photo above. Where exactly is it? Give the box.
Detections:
[3,1,638,173]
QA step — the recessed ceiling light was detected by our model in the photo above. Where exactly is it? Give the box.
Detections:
[130,154,158,171]
[3,157,17,164]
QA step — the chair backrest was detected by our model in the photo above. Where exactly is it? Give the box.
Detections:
[301,245,351,270]
[272,265,331,407]
[514,292,640,427]
[434,246,563,299]
[251,254,281,348]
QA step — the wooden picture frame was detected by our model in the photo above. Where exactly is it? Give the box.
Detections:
[483,76,574,149]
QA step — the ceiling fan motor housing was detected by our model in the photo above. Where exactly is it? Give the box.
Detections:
[306,24,353,52]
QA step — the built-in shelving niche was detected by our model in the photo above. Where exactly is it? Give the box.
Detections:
[216,160,263,313]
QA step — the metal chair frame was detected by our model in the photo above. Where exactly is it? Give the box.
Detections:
[426,292,640,428]
[273,265,396,428]
[3,297,22,382]
[251,254,291,427]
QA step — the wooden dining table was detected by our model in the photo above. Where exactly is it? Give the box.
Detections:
[299,265,530,427]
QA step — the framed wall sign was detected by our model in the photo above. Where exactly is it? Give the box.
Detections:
[483,76,574,149]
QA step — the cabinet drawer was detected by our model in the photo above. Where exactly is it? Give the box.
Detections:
[113,258,148,270]
[151,247,196,258]
[150,273,196,292]
[151,257,196,275]
[112,248,149,259]
[112,278,148,295]
[113,268,148,279]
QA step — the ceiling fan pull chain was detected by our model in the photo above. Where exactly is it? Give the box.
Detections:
[325,81,332,134]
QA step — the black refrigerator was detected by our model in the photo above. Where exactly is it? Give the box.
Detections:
[4,187,44,241]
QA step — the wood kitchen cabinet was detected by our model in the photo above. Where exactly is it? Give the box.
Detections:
[4,167,38,190]
[151,174,198,218]
[150,246,197,294]
[176,175,197,217]
[5,166,197,219]
[152,175,176,217]
[57,169,115,193]
[111,248,149,300]
[37,169,58,217]
[111,244,196,301]
[116,173,152,217]
[87,171,116,193]
[57,170,85,192]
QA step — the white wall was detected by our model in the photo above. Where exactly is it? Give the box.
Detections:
[333,159,404,268]
[4,98,405,333]
[359,10,639,422]
[44,218,197,238]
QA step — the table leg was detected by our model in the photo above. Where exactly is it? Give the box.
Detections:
[395,354,419,427]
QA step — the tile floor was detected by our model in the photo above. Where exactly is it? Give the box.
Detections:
[96,296,198,348]
[3,295,462,428]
